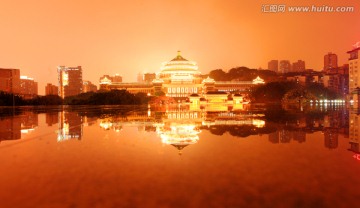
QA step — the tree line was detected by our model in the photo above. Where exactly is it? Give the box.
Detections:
[0,90,150,106]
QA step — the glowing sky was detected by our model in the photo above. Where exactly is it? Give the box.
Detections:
[0,0,359,95]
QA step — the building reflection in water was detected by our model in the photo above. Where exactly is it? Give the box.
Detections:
[349,110,360,153]
[0,111,39,143]
[0,105,354,155]
[0,116,21,142]
[57,111,83,142]
[98,107,266,154]
[46,112,58,126]
[157,111,202,155]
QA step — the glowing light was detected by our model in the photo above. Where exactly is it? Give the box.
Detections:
[21,128,35,134]
[252,119,265,128]
[252,76,265,84]
[353,154,360,161]
[100,76,112,85]
[100,121,113,130]
[62,72,69,86]
[20,75,34,80]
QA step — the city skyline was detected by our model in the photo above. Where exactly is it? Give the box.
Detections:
[0,0,359,95]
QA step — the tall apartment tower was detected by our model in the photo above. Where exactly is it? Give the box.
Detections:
[348,44,360,104]
[279,60,291,73]
[268,60,278,72]
[324,52,338,71]
[58,66,83,98]
[0,68,20,94]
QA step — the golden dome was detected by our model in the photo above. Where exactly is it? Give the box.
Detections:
[160,51,200,75]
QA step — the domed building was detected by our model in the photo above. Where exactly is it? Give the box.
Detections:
[159,51,204,98]
[98,51,265,103]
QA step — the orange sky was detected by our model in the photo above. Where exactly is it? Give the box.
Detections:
[0,0,359,95]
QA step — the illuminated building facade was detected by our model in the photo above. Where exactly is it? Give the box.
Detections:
[0,68,20,94]
[45,83,58,96]
[348,44,360,104]
[99,74,123,90]
[99,51,264,100]
[58,66,83,98]
[19,76,38,99]
[159,51,203,98]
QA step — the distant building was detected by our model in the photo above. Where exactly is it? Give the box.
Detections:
[292,60,305,72]
[58,66,83,98]
[45,83,58,96]
[268,60,278,72]
[0,68,20,94]
[348,44,360,104]
[279,60,291,73]
[83,80,97,93]
[99,74,123,90]
[144,73,156,83]
[19,76,38,99]
[324,52,338,71]
[323,64,349,97]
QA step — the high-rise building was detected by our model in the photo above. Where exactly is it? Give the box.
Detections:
[144,73,156,83]
[292,60,305,72]
[324,52,338,71]
[348,44,360,104]
[268,60,278,72]
[279,60,291,73]
[0,68,20,94]
[19,76,38,99]
[45,83,59,96]
[83,80,97,93]
[58,66,83,98]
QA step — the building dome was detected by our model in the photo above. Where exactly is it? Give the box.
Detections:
[160,51,200,75]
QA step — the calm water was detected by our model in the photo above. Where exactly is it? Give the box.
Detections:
[1,104,360,208]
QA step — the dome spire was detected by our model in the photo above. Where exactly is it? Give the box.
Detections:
[177,50,181,57]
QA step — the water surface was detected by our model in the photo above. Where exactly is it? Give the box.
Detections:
[0,105,359,207]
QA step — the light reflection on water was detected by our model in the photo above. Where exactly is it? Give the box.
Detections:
[0,105,360,207]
